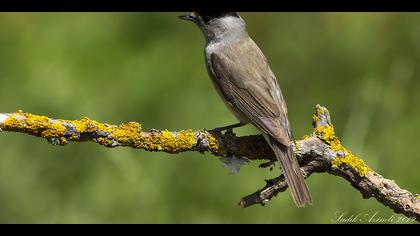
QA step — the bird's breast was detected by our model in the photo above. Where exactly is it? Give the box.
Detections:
[204,42,250,124]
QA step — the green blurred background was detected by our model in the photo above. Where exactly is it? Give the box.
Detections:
[0,13,419,223]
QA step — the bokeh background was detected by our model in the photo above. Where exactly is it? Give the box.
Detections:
[0,13,419,223]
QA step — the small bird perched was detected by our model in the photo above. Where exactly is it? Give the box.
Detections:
[179,12,312,207]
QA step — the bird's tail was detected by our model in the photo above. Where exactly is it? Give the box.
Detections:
[267,136,312,207]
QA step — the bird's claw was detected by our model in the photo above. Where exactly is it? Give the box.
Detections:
[208,127,235,136]
[259,161,276,170]
[225,128,234,136]
[208,127,222,135]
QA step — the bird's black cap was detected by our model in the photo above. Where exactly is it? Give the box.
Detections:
[179,12,238,23]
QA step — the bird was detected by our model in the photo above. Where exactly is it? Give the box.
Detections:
[179,12,312,207]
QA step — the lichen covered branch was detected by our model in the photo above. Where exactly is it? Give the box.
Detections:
[239,106,419,222]
[0,110,274,161]
[0,105,418,221]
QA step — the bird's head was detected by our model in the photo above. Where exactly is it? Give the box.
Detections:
[179,12,246,43]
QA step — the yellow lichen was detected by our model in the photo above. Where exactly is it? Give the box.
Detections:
[331,149,371,177]
[68,118,114,134]
[59,137,68,144]
[302,134,311,140]
[1,111,218,155]
[314,125,336,144]
[314,124,371,176]
[2,112,66,139]
[120,129,197,153]
[315,105,325,116]
[294,141,302,155]
[2,114,17,128]
[43,122,66,138]
[208,134,221,153]
[66,117,198,153]
[179,130,198,148]
[312,114,320,124]
[109,122,142,144]
[157,129,197,152]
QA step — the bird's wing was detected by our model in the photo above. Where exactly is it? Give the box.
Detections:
[208,38,292,146]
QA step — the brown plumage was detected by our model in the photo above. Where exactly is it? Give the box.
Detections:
[181,12,312,207]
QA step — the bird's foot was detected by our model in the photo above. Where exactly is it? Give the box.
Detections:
[259,161,276,171]
[208,122,246,135]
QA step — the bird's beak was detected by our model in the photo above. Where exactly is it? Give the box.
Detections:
[178,13,195,21]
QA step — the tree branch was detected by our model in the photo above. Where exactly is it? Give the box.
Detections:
[0,111,274,161]
[0,105,418,221]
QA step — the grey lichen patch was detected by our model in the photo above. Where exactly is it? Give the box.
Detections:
[220,156,249,175]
